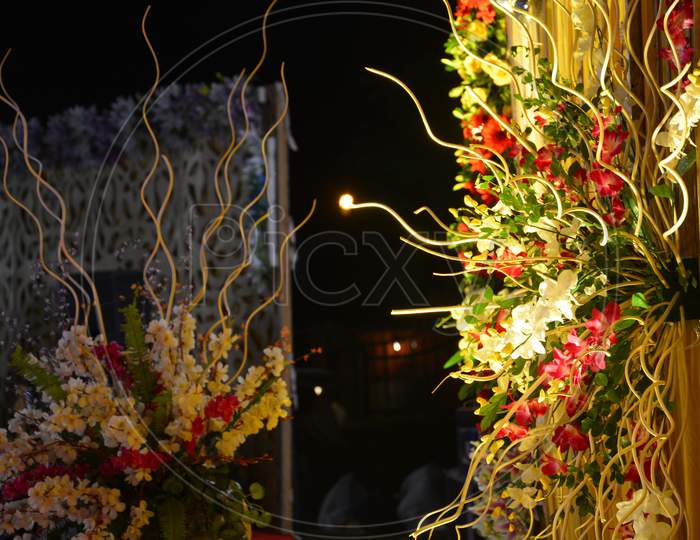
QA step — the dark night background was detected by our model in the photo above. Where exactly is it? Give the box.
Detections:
[1,2,476,535]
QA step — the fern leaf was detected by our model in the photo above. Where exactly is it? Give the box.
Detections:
[119,301,158,401]
[157,498,186,540]
[10,346,66,402]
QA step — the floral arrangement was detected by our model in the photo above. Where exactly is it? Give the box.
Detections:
[341,0,699,538]
[0,3,303,539]
[1,302,291,539]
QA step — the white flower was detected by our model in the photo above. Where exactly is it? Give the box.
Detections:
[538,269,578,320]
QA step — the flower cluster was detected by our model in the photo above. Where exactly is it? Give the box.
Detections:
[424,1,700,538]
[1,302,289,539]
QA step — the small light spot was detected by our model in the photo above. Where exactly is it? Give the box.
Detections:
[339,194,354,210]
[392,341,402,352]
[313,385,323,396]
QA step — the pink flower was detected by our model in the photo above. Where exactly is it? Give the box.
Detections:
[584,302,621,340]
[539,348,574,381]
[541,454,568,476]
[553,423,589,452]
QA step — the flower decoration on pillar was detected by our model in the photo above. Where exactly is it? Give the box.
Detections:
[341,0,699,538]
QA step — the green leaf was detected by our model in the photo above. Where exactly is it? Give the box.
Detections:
[649,184,674,199]
[484,285,494,302]
[151,390,172,435]
[157,498,186,540]
[631,292,649,309]
[10,346,66,402]
[457,384,471,401]
[593,372,608,386]
[250,483,265,501]
[478,392,507,430]
[678,148,696,176]
[120,301,159,401]
[443,351,463,369]
[121,301,147,357]
[473,303,487,315]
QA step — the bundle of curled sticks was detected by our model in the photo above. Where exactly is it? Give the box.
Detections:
[341,0,700,538]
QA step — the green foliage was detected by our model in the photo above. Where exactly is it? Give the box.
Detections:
[478,392,507,430]
[157,498,186,540]
[120,301,159,402]
[443,350,463,369]
[10,346,66,402]
[649,184,674,199]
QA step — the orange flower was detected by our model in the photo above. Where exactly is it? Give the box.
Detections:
[481,116,515,156]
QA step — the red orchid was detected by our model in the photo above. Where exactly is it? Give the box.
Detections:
[491,248,525,279]
[624,459,653,483]
[603,196,626,226]
[496,422,529,441]
[565,392,587,417]
[596,124,629,163]
[539,347,574,381]
[534,144,564,172]
[553,423,589,452]
[541,454,568,476]
[482,116,515,155]
[584,302,621,340]
[589,166,624,198]
[503,398,549,427]
[529,399,549,418]
[657,0,694,67]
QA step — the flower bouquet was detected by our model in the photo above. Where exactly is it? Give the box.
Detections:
[1,300,291,539]
[341,0,700,537]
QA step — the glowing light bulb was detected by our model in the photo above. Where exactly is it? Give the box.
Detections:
[339,194,354,210]
[313,385,323,396]
[392,341,402,352]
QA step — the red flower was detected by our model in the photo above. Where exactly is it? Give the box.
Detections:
[604,196,626,226]
[464,179,499,206]
[584,302,621,340]
[541,454,568,476]
[94,342,133,389]
[463,109,489,140]
[553,423,589,452]
[204,395,240,423]
[528,399,549,419]
[565,393,587,417]
[467,147,493,174]
[534,144,563,172]
[456,0,496,23]
[597,125,629,163]
[492,248,525,279]
[482,116,515,155]
[539,348,574,381]
[657,0,694,67]
[496,422,529,441]
[590,166,624,197]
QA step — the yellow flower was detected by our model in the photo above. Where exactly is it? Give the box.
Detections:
[460,86,489,109]
[482,53,511,86]
[466,20,488,41]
